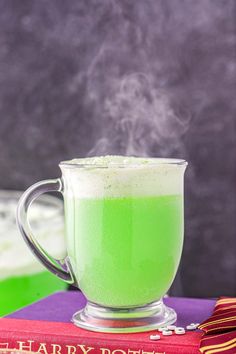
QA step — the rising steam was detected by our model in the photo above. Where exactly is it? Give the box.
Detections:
[88,73,191,157]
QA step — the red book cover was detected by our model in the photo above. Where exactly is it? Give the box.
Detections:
[0,291,216,354]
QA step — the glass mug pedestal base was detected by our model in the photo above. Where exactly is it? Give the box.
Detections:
[72,299,177,333]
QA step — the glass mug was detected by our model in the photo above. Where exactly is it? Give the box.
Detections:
[17,156,187,333]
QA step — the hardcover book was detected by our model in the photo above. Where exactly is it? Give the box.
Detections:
[0,291,215,354]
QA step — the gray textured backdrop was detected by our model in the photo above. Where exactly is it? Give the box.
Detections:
[0,0,235,297]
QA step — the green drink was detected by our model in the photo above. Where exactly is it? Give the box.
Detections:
[17,155,187,332]
[65,194,183,307]
[0,191,66,316]
[0,271,66,316]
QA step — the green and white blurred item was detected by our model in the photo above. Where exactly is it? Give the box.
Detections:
[0,190,67,316]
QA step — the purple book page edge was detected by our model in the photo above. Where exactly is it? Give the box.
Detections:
[6,291,216,328]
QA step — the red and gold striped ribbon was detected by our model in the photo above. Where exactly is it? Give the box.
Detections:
[199,297,236,353]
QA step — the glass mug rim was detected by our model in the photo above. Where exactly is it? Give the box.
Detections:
[59,157,188,169]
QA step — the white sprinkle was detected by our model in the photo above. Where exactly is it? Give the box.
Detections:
[158,327,168,332]
[189,323,199,328]
[167,325,176,330]
[186,324,197,330]
[175,327,185,331]
[162,330,173,336]
[175,329,185,335]
[150,334,161,341]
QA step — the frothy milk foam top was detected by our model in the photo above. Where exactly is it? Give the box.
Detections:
[61,155,186,198]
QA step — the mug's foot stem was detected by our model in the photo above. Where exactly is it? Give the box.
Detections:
[72,300,177,333]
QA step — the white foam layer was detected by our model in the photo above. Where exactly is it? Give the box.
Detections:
[0,195,65,280]
[61,155,187,198]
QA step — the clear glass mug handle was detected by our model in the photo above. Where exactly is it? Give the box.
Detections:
[16,178,76,285]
